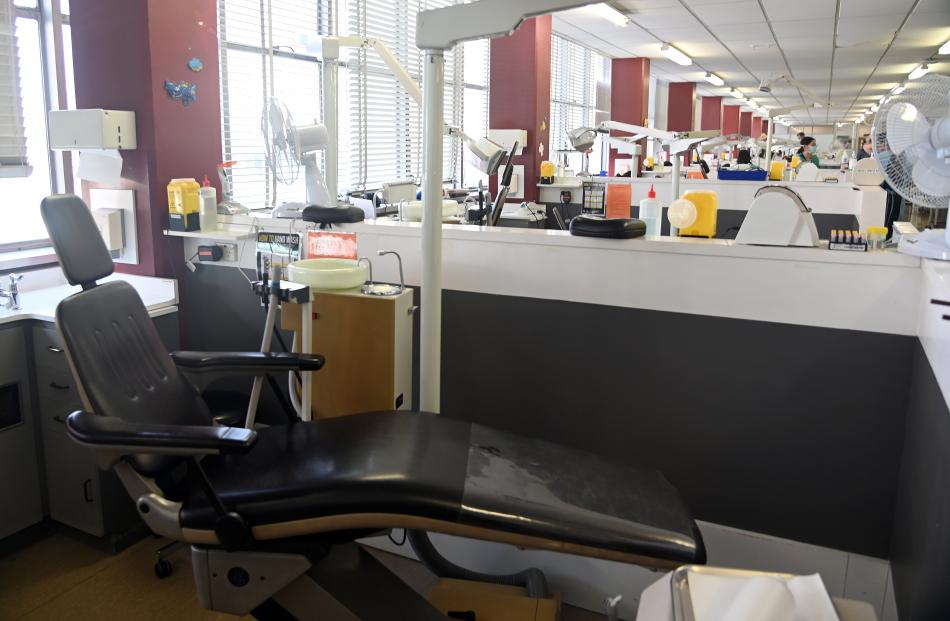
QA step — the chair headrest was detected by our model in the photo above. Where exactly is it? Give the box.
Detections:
[41,194,115,287]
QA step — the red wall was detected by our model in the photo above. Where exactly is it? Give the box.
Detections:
[739,111,753,137]
[722,105,740,135]
[666,82,696,132]
[700,96,722,131]
[71,0,222,278]
[609,57,650,175]
[489,16,551,201]
[752,116,762,138]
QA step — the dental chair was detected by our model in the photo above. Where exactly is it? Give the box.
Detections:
[41,194,705,619]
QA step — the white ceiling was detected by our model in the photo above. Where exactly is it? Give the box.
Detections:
[552,0,950,128]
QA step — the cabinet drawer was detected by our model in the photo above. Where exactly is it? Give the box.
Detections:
[32,326,68,374]
[36,367,83,430]
[43,425,104,536]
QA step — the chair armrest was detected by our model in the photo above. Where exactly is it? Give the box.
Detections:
[170,351,325,375]
[66,411,257,455]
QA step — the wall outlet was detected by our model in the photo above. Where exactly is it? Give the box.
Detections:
[219,243,238,262]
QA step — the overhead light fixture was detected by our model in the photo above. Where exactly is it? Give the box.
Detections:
[660,43,692,66]
[939,39,950,55]
[879,95,887,104]
[870,103,879,112]
[704,73,724,87]
[891,84,906,95]
[759,106,768,114]
[585,3,630,27]
[908,63,930,80]
[730,88,743,99]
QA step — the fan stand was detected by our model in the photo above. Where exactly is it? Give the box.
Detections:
[271,153,333,219]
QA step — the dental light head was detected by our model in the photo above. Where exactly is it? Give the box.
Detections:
[464,135,506,176]
[567,127,599,152]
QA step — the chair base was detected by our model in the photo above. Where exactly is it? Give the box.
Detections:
[192,542,451,620]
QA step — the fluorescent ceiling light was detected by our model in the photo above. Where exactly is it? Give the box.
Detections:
[704,73,724,87]
[908,63,930,80]
[730,88,743,99]
[585,3,629,27]
[660,44,692,66]
[759,106,768,114]
[879,95,887,104]
[940,40,950,55]
[870,104,879,112]
[892,84,906,95]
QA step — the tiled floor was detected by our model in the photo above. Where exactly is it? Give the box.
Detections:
[0,527,604,620]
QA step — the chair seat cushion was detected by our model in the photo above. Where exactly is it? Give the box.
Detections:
[178,411,703,564]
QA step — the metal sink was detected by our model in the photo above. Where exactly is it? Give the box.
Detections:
[287,258,369,291]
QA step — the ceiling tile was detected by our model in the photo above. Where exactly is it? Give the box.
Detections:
[760,0,835,22]
[839,0,916,18]
[688,1,762,25]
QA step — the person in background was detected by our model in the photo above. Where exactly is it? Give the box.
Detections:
[855,135,874,161]
[796,131,806,143]
[796,136,820,167]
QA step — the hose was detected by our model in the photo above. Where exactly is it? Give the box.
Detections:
[406,530,549,599]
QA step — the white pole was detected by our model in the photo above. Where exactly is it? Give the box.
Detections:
[322,43,339,207]
[765,118,773,172]
[670,152,681,236]
[421,50,444,413]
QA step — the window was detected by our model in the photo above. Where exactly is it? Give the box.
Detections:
[549,34,605,175]
[0,0,74,249]
[217,0,490,208]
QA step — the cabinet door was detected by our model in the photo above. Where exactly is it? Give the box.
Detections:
[0,327,44,539]
[42,423,104,536]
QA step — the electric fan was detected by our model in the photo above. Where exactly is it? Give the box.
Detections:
[872,74,950,259]
[261,97,332,218]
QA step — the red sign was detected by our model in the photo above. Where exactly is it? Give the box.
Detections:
[306,231,358,259]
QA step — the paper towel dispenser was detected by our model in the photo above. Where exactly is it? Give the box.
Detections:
[48,109,137,150]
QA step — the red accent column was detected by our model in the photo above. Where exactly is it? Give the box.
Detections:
[752,116,762,138]
[722,105,740,135]
[608,57,650,175]
[666,82,696,131]
[71,0,222,278]
[700,96,722,131]
[489,16,551,201]
[739,111,753,137]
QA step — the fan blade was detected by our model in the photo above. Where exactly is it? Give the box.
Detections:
[885,103,930,155]
[912,153,950,197]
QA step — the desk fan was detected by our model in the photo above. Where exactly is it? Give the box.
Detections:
[262,97,332,218]
[872,74,950,259]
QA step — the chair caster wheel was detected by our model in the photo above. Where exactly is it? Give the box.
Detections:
[154,559,173,579]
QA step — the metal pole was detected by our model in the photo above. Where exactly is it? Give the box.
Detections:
[765,118,773,172]
[322,41,339,206]
[670,152,681,236]
[420,50,444,413]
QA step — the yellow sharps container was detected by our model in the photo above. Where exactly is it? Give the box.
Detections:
[678,190,718,238]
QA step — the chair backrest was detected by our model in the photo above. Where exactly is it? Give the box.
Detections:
[41,194,211,478]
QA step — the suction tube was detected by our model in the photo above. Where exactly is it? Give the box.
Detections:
[406,530,549,599]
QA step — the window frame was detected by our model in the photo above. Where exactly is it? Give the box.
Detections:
[0,0,73,256]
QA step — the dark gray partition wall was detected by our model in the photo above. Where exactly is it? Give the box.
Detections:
[889,343,950,621]
[179,266,950,619]
[179,267,911,557]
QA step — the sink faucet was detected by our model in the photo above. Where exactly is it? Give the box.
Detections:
[0,273,23,311]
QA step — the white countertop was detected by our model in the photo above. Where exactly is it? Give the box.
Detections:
[0,271,179,326]
[181,216,921,336]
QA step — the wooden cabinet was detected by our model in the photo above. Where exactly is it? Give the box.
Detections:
[0,325,44,539]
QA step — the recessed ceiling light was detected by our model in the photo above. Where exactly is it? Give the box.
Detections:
[730,88,743,99]
[704,73,724,87]
[939,40,950,55]
[892,84,906,95]
[585,3,629,27]
[660,44,692,66]
[908,63,930,80]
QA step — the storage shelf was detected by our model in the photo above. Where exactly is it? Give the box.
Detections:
[163,228,255,241]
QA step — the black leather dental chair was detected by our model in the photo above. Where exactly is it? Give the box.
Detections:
[41,194,705,620]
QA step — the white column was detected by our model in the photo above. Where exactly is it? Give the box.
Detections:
[322,46,339,206]
[420,50,444,413]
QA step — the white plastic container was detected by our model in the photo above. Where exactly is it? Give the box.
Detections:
[639,184,662,236]
[199,180,218,231]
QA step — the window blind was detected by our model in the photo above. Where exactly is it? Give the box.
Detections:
[218,0,330,208]
[0,0,30,177]
[549,34,600,154]
[219,0,487,203]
